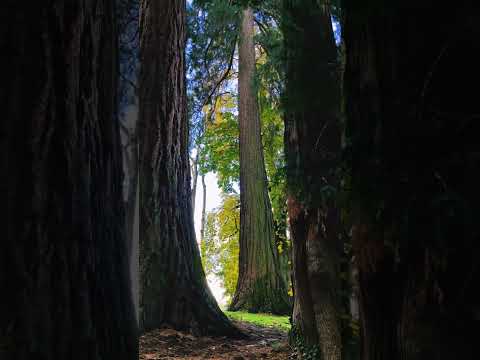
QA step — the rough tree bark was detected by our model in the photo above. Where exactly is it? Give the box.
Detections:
[343,2,480,359]
[283,1,343,359]
[138,0,239,336]
[0,2,138,359]
[229,7,290,315]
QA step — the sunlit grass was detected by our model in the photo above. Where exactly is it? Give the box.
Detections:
[224,310,291,332]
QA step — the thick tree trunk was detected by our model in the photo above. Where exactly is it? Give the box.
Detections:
[0,2,138,359]
[284,1,343,358]
[138,0,239,336]
[229,7,290,315]
[343,2,480,359]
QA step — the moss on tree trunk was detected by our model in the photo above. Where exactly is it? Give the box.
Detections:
[229,7,290,315]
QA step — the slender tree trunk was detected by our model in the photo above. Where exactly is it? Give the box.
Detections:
[200,175,207,242]
[284,1,343,358]
[121,118,139,324]
[229,7,290,315]
[138,0,239,336]
[131,172,140,324]
[275,214,291,289]
[343,2,480,359]
[0,2,138,359]
[117,0,140,324]
[191,149,200,211]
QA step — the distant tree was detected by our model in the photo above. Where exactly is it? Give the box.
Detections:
[190,0,291,309]
[0,2,138,359]
[138,0,238,336]
[118,0,140,325]
[283,0,343,359]
[343,2,480,359]
[229,6,290,315]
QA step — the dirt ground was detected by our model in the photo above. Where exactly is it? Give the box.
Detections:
[140,321,292,360]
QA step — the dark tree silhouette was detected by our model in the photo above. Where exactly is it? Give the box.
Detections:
[343,2,480,359]
[0,2,138,359]
[283,0,343,358]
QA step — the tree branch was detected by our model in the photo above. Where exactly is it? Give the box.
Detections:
[202,34,237,109]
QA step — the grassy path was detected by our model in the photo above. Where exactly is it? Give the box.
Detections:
[223,311,291,332]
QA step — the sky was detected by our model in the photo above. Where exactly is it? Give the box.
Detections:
[192,171,228,307]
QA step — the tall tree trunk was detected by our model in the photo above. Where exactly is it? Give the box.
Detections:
[131,172,140,324]
[229,7,290,315]
[283,1,343,359]
[200,174,207,243]
[138,0,239,336]
[0,2,138,359]
[118,0,140,324]
[343,2,480,359]
[275,214,291,290]
[191,149,200,211]
[120,109,139,324]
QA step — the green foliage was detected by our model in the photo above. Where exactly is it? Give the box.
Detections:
[258,62,287,236]
[201,194,240,301]
[199,95,240,192]
[201,212,219,276]
[191,0,292,307]
[187,0,240,145]
[216,195,241,299]
[224,310,291,332]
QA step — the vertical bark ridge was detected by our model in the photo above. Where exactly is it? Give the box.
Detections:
[138,0,239,337]
[0,2,138,359]
[343,2,480,359]
[284,0,343,358]
[229,7,290,315]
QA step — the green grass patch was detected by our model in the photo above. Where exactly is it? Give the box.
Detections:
[224,310,291,332]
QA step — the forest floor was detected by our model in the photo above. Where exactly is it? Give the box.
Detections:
[140,320,292,359]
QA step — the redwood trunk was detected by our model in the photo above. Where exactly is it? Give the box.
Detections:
[343,2,480,359]
[229,7,290,315]
[0,2,138,359]
[138,0,238,336]
[284,1,343,358]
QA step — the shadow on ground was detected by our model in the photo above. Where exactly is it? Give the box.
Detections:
[140,321,292,359]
